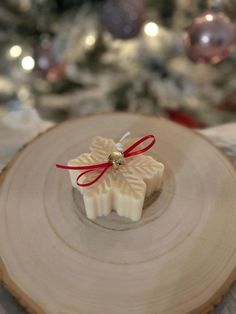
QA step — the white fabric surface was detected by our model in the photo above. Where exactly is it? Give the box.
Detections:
[0,108,54,171]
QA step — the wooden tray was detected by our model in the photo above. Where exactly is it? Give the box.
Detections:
[1,113,236,314]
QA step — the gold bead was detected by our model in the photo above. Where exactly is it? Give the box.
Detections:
[108,151,125,170]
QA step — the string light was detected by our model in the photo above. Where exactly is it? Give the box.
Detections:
[21,56,35,71]
[9,45,22,58]
[144,22,159,37]
[85,34,96,47]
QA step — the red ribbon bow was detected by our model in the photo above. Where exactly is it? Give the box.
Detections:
[56,134,156,187]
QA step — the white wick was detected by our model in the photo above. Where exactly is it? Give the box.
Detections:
[115,131,131,152]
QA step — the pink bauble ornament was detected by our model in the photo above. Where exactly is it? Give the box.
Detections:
[184,11,236,64]
[34,39,66,82]
[101,0,146,39]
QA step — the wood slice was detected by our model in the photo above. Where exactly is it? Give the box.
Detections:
[1,113,236,314]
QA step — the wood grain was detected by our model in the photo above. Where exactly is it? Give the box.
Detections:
[1,113,236,314]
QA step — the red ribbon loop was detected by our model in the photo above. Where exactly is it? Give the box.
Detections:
[123,134,156,157]
[56,134,156,187]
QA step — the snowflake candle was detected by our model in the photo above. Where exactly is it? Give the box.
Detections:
[57,134,164,221]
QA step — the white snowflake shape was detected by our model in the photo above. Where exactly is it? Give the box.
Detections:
[68,136,164,221]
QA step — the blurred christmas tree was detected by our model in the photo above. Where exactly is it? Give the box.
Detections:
[0,0,236,127]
